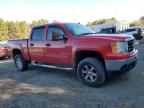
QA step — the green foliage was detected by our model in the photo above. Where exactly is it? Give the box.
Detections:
[129,21,140,27]
[87,17,117,26]
[140,16,144,21]
[31,19,49,27]
[0,18,49,41]
[139,16,144,27]
[129,16,144,27]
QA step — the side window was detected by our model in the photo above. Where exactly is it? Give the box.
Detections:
[125,29,130,32]
[32,27,45,41]
[47,26,65,41]
[126,29,135,32]
[121,30,126,33]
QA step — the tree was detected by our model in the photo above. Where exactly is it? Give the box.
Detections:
[52,20,60,23]
[19,21,30,39]
[139,16,144,26]
[129,21,140,27]
[0,18,49,41]
[7,21,17,39]
[37,19,49,25]
[87,17,117,26]
[31,19,48,27]
[0,18,5,41]
[140,16,144,21]
[87,19,106,26]
[0,19,10,41]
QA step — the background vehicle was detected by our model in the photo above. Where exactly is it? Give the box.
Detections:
[98,27,116,34]
[8,23,138,87]
[0,42,9,58]
[120,27,144,39]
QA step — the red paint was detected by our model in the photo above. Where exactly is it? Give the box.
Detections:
[0,44,9,58]
[8,23,137,67]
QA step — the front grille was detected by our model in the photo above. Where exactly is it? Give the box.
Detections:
[128,40,134,52]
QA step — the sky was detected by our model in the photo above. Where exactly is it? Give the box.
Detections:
[0,0,144,24]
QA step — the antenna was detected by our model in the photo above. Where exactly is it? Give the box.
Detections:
[72,8,76,23]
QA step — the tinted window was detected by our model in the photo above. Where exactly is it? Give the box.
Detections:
[32,27,45,40]
[100,29,109,33]
[126,29,136,32]
[47,26,65,40]
[120,30,125,33]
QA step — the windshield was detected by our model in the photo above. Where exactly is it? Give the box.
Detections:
[65,23,95,36]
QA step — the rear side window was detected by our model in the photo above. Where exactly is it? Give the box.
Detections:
[31,27,45,40]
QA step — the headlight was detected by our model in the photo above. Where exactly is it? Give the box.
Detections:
[111,42,128,53]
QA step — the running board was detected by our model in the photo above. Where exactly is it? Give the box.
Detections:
[31,62,74,71]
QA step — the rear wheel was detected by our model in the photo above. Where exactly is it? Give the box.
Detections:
[77,57,106,87]
[14,54,28,71]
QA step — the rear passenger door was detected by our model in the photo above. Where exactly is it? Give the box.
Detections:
[28,26,46,62]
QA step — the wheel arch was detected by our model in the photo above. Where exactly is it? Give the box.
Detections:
[12,48,23,58]
[74,50,105,68]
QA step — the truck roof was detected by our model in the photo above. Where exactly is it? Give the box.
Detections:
[32,22,66,29]
[32,22,80,29]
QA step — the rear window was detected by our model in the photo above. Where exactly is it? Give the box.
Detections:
[31,27,45,41]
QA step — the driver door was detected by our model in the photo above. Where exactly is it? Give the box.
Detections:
[44,26,72,65]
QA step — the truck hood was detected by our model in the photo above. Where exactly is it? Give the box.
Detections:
[78,34,134,41]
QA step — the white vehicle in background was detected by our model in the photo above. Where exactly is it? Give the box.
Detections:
[120,27,144,39]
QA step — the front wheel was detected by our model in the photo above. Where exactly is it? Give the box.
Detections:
[77,57,106,87]
[14,54,28,71]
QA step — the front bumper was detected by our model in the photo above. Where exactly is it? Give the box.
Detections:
[105,50,138,74]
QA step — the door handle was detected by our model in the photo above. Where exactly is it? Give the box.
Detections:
[30,43,34,46]
[45,43,51,47]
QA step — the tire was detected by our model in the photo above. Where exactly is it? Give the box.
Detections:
[14,54,28,71]
[77,57,106,87]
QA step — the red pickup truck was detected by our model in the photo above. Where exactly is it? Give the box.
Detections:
[8,23,138,87]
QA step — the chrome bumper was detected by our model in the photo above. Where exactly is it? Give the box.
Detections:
[105,50,138,72]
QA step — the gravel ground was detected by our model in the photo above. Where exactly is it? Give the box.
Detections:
[0,39,144,108]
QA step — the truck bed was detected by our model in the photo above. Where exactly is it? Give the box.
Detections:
[8,39,30,61]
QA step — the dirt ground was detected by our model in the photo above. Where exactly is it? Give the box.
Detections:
[0,39,144,108]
